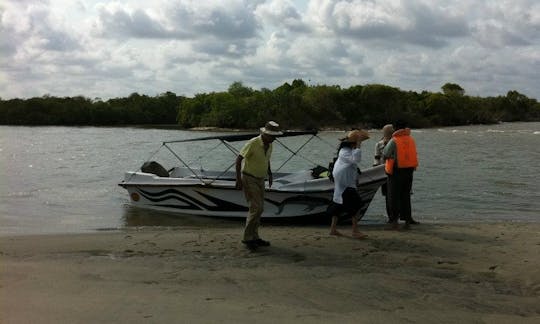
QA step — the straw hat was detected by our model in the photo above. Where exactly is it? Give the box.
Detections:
[342,129,370,143]
[260,121,283,136]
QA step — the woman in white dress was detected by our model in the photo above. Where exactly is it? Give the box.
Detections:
[327,129,370,238]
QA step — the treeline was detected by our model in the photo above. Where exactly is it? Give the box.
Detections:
[1,81,539,128]
[177,80,540,129]
[0,92,182,125]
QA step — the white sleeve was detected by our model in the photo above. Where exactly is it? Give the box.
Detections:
[373,142,382,165]
[338,148,362,165]
[352,148,362,164]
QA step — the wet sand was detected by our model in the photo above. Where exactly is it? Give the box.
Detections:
[1,222,539,323]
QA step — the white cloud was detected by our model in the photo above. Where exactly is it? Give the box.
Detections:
[0,0,539,100]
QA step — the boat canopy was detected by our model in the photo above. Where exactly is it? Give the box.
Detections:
[163,130,318,144]
[133,129,328,185]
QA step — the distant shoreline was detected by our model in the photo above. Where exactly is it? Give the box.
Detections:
[2,83,539,129]
[1,120,539,132]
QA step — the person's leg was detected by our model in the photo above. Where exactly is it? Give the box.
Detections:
[242,176,264,243]
[342,188,367,238]
[327,200,342,236]
[351,215,359,233]
[330,215,341,236]
[400,169,414,227]
[251,177,270,245]
[386,175,400,229]
[350,215,367,238]
[382,183,392,223]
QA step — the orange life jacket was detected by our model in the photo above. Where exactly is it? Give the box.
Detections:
[385,129,418,174]
[385,158,395,175]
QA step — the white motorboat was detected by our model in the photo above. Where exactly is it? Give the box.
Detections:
[119,131,386,220]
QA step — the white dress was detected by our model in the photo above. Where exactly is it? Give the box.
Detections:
[332,147,362,204]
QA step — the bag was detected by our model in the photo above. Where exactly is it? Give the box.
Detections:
[327,157,337,182]
[311,165,329,178]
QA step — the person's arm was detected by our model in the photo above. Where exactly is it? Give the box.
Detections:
[339,146,362,165]
[373,141,382,166]
[235,155,243,190]
[267,162,273,188]
[383,140,396,160]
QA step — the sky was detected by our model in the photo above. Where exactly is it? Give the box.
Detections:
[1,0,539,100]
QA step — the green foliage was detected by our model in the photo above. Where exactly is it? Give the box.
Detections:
[442,83,465,96]
[0,92,183,126]
[228,81,254,98]
[1,81,539,128]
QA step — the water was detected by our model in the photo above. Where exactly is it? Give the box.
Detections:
[0,122,539,235]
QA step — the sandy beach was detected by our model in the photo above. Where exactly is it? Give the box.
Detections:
[1,222,539,323]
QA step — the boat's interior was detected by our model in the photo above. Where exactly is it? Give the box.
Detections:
[168,167,326,185]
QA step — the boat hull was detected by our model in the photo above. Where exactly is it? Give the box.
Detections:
[119,165,386,219]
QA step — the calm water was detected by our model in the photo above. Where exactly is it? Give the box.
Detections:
[1,122,539,235]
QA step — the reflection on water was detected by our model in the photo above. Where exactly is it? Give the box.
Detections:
[121,205,239,228]
[121,205,332,227]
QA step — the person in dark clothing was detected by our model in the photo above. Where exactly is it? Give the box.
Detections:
[373,124,394,222]
[383,120,420,229]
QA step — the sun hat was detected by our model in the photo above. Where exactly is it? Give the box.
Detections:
[341,129,370,143]
[260,121,283,136]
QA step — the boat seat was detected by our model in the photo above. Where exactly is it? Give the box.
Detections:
[141,161,169,177]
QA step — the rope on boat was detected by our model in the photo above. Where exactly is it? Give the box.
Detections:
[274,135,318,171]
[314,134,340,150]
[125,143,167,183]
[163,143,209,185]
[221,140,240,155]
[196,140,225,171]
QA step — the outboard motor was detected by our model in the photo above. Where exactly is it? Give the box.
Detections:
[141,161,169,177]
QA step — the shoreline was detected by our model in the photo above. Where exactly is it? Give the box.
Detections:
[1,222,539,323]
[2,217,539,238]
[3,120,539,132]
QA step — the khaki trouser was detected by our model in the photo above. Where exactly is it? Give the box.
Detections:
[242,173,265,241]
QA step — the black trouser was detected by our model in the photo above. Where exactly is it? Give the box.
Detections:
[387,168,414,223]
[326,187,363,219]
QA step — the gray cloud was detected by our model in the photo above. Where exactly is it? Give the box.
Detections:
[1,1,81,55]
[255,0,311,33]
[0,22,18,59]
[170,3,259,39]
[308,0,469,48]
[93,1,260,41]
[93,5,190,39]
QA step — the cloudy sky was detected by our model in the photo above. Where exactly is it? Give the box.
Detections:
[1,0,539,100]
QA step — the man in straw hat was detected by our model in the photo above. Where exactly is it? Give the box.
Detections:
[327,129,370,238]
[235,121,283,250]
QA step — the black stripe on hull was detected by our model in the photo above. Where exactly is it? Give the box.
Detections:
[137,187,248,212]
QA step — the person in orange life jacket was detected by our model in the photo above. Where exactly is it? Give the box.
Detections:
[373,124,394,223]
[383,120,419,229]
[327,129,370,239]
